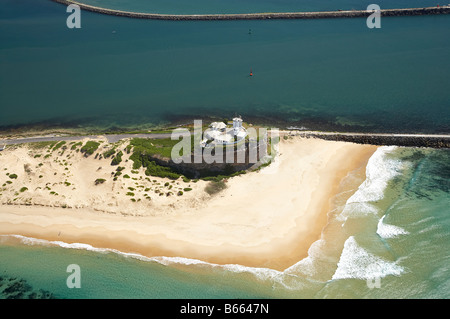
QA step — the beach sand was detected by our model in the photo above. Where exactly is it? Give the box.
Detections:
[0,137,377,270]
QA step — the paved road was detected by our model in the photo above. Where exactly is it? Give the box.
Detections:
[0,133,175,146]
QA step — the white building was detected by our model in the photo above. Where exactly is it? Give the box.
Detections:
[201,117,247,148]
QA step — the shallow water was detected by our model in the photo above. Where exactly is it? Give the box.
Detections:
[0,0,449,132]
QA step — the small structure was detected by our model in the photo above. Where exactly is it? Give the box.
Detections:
[0,144,5,151]
[201,117,247,148]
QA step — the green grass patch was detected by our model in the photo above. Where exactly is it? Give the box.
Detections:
[52,141,66,151]
[71,142,83,150]
[27,141,57,150]
[80,141,101,156]
[128,137,193,168]
[103,148,116,158]
[144,161,181,179]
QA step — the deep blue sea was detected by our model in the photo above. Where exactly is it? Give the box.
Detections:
[0,0,449,299]
[0,0,449,132]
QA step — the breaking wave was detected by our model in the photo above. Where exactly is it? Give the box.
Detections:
[332,236,404,280]
[337,146,403,221]
[377,215,409,239]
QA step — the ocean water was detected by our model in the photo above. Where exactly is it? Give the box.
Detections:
[1,146,449,299]
[0,0,449,132]
[0,0,449,299]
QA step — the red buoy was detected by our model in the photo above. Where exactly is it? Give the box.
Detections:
[250,68,253,76]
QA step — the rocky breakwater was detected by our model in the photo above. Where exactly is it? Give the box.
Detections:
[297,132,450,149]
[52,1,450,21]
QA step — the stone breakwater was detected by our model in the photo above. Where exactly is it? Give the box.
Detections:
[294,132,450,149]
[52,0,450,20]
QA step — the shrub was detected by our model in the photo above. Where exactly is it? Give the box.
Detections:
[103,148,116,158]
[126,192,135,196]
[182,176,191,183]
[111,151,123,166]
[9,174,17,179]
[123,174,130,179]
[71,142,82,150]
[95,178,106,185]
[177,191,183,196]
[183,188,192,192]
[205,180,227,195]
[19,187,28,193]
[144,161,180,180]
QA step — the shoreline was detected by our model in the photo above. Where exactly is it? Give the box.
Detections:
[51,1,450,20]
[0,138,378,270]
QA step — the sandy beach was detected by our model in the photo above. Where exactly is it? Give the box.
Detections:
[0,137,377,270]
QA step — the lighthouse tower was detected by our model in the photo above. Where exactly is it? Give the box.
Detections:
[233,117,243,135]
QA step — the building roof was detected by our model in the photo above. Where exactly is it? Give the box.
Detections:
[210,122,227,130]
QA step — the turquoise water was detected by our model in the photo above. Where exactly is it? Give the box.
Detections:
[0,0,449,132]
[1,147,449,299]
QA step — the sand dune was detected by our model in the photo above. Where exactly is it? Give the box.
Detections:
[0,137,377,270]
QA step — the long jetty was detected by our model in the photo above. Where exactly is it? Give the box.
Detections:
[53,0,450,21]
[289,131,450,149]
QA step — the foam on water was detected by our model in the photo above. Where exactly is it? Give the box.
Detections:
[337,146,403,221]
[332,236,404,280]
[285,239,326,277]
[377,215,409,239]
